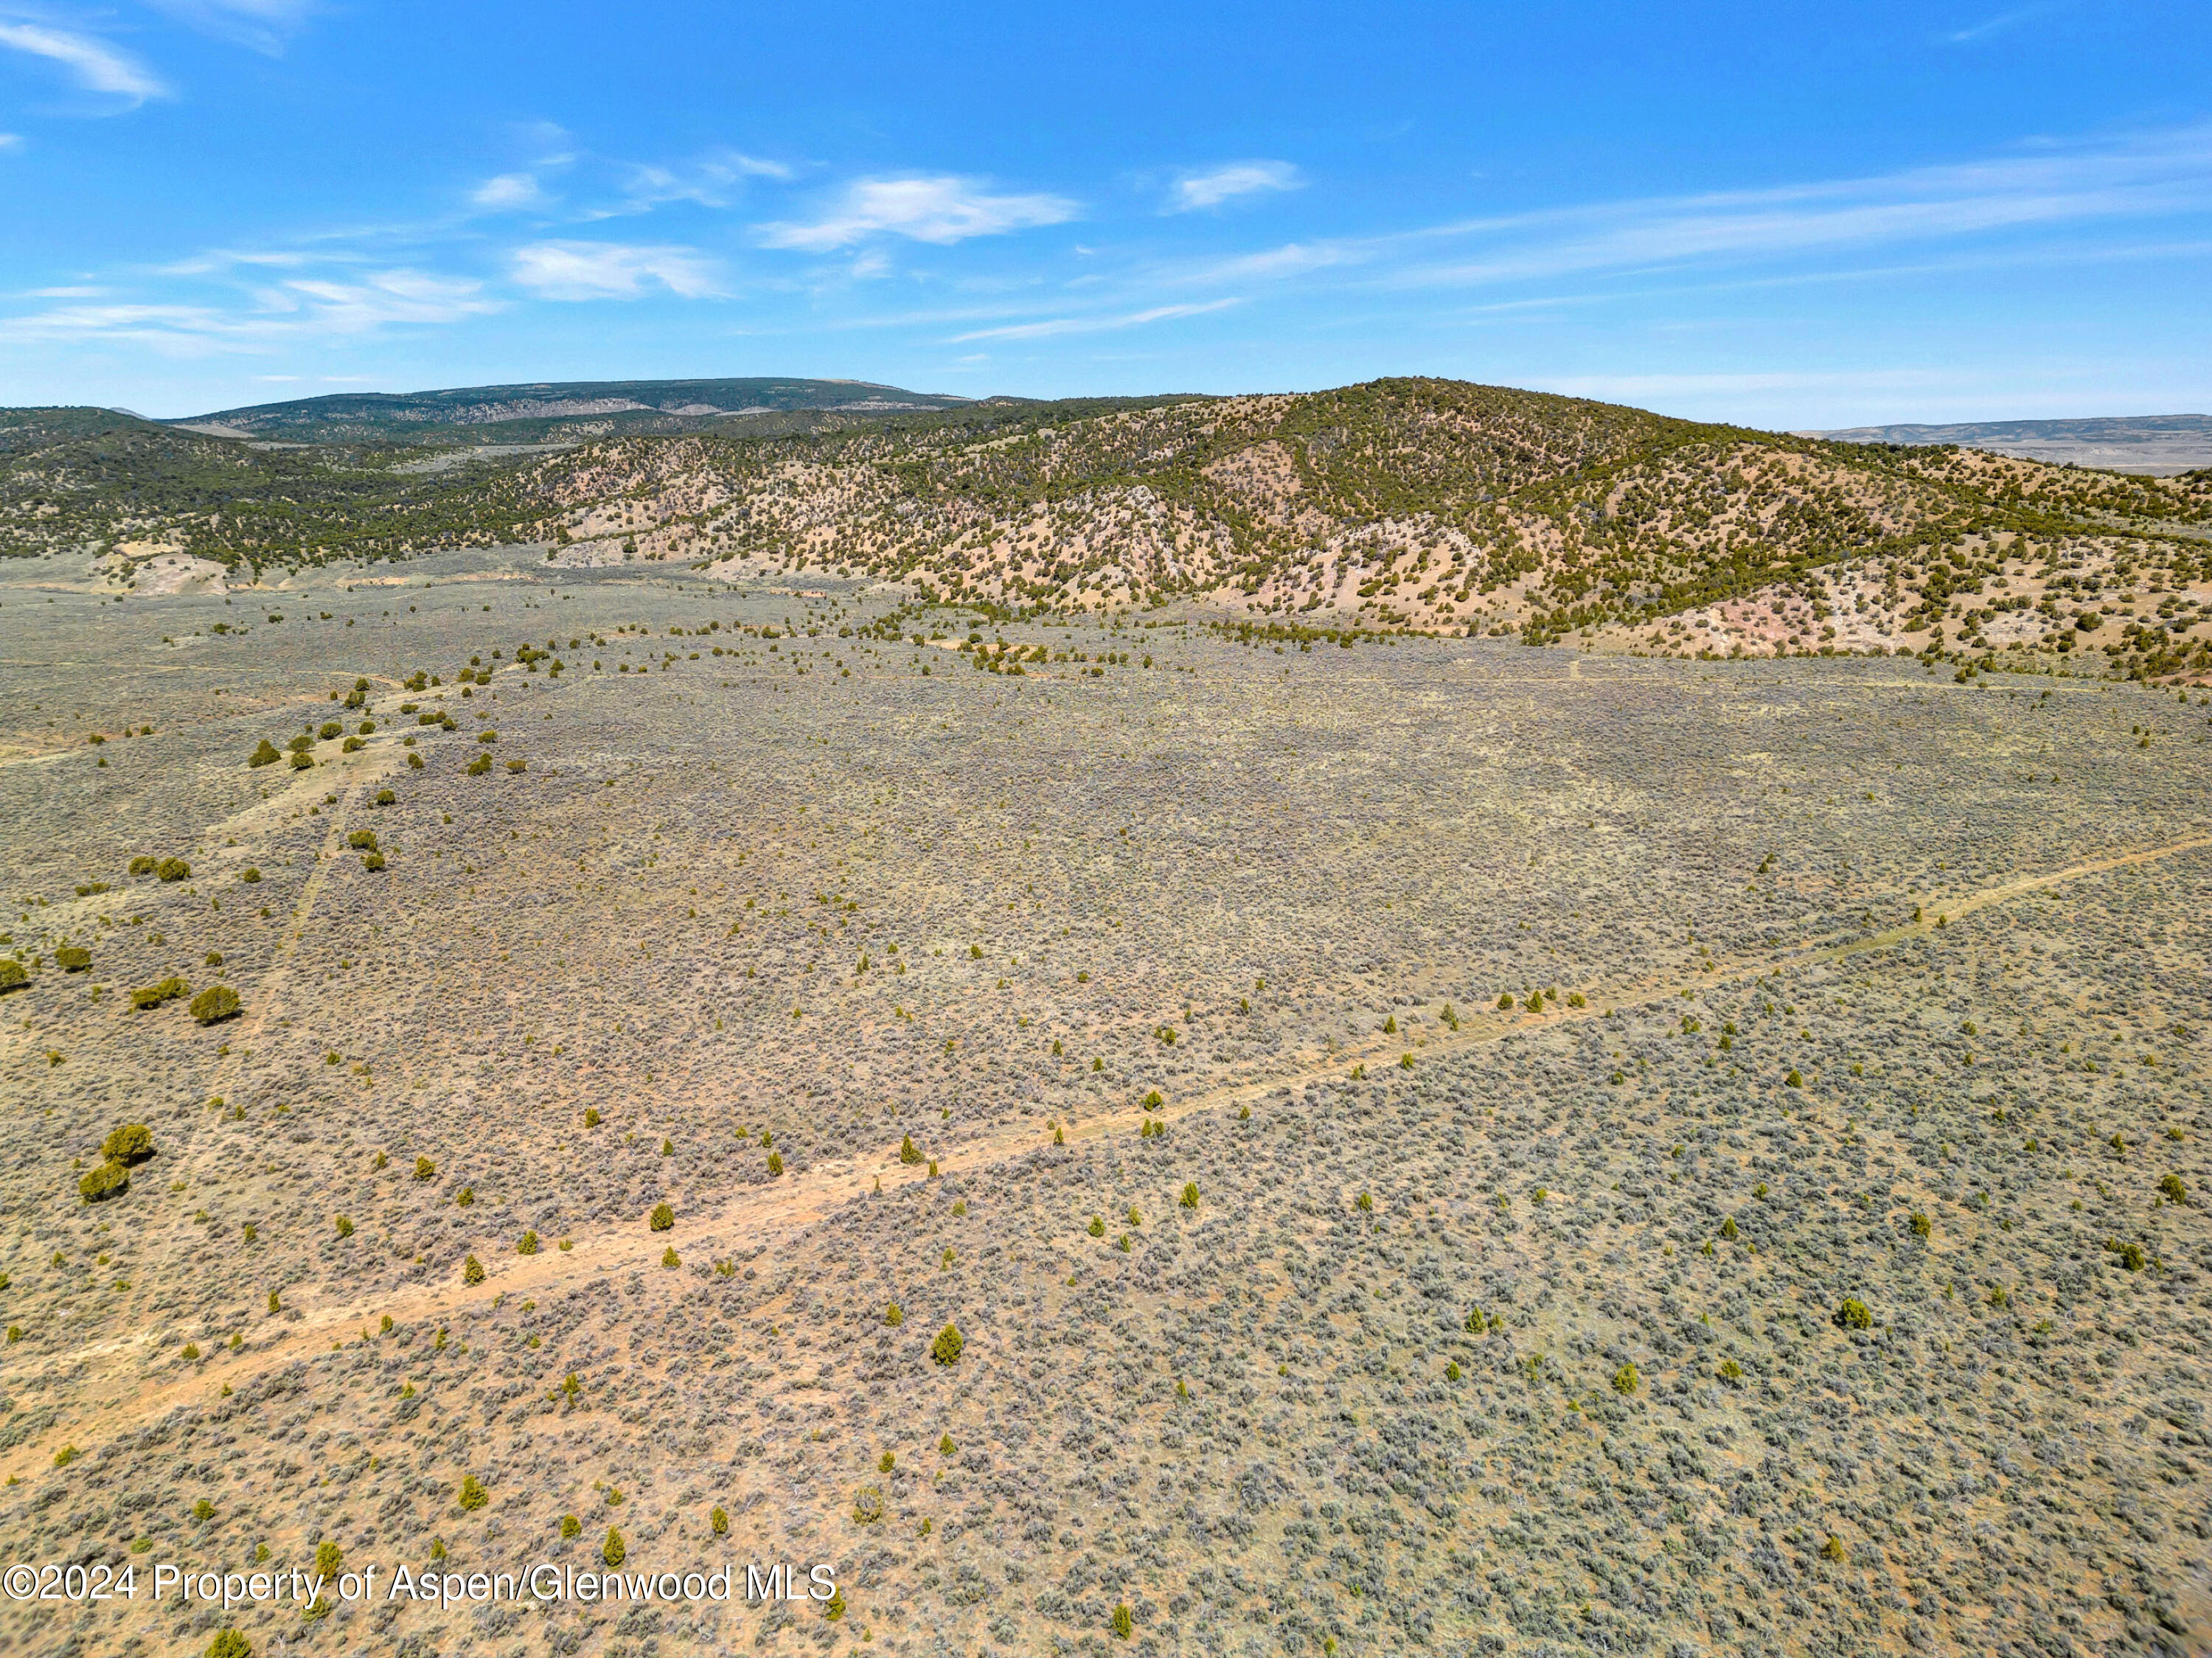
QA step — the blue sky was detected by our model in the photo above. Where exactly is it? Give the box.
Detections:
[1,1,2206,425]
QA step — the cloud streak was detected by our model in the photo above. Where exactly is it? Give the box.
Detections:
[510,240,725,300]
[0,268,497,355]
[756,175,1078,251]
[1167,161,1301,212]
[950,299,1241,343]
[1163,124,2212,297]
[0,21,168,104]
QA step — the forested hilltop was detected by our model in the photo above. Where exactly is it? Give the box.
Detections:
[8,379,2210,677]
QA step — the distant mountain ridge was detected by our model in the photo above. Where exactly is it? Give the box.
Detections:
[170,377,973,445]
[1805,414,2212,476]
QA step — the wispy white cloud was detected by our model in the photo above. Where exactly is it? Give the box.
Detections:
[472,172,546,211]
[0,21,168,104]
[950,298,1240,343]
[509,240,726,300]
[0,268,498,355]
[611,148,792,215]
[1940,3,2060,44]
[264,270,499,330]
[757,175,1078,251]
[1168,160,1301,212]
[0,130,21,151]
[146,0,319,55]
[1161,123,2212,296]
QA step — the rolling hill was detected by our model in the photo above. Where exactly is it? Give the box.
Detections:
[167,376,975,445]
[9,379,2211,679]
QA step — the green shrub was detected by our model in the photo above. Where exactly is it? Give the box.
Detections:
[1143,1090,1164,1110]
[129,854,157,875]
[1784,1069,1804,1088]
[466,755,491,776]
[335,1216,353,1238]
[414,1156,436,1181]
[900,1134,922,1165]
[288,752,313,771]
[362,852,386,871]
[189,986,240,1024]
[79,1160,130,1203]
[206,1630,253,1658]
[1355,1192,1373,1212]
[1111,1603,1134,1640]
[853,1485,886,1524]
[1718,1216,1738,1241]
[768,1150,785,1175]
[0,961,26,993]
[1612,1361,1640,1395]
[347,829,377,850]
[931,1323,964,1365]
[319,722,341,741]
[1909,1213,1932,1237]
[133,976,187,1011]
[102,1123,153,1163]
[157,857,189,882]
[649,1201,675,1231]
[1180,1182,1200,1210]
[248,740,281,768]
[884,1302,903,1326]
[2160,1173,2190,1205]
[1088,1214,1105,1236]
[408,753,424,770]
[560,1514,582,1539]
[518,1230,539,1255]
[458,1474,488,1511]
[56,947,91,972]
[1498,993,1514,1009]
[462,1255,485,1286]
[939,1433,956,1456]
[710,1505,729,1536]
[1834,1298,1874,1330]
[240,867,261,884]
[602,1527,625,1567]
[1717,1359,1743,1382]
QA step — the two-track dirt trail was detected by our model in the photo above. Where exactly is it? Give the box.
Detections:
[5,830,2205,1474]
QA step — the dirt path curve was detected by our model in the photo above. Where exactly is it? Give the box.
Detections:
[8,829,2207,1472]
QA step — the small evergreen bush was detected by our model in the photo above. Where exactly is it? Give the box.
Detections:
[458,1475,488,1511]
[884,1302,904,1326]
[1180,1182,1200,1209]
[133,976,187,1011]
[1834,1298,1873,1330]
[80,1160,130,1203]
[649,1201,675,1230]
[900,1134,923,1164]
[103,1124,154,1163]
[189,986,240,1024]
[56,947,90,972]
[518,1230,539,1255]
[602,1527,625,1567]
[462,1255,485,1286]
[931,1323,964,1365]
